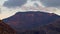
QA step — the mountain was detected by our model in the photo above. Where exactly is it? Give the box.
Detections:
[39,18,60,34]
[0,20,16,34]
[17,18,60,34]
[3,11,60,34]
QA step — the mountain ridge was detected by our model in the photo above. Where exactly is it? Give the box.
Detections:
[3,11,60,34]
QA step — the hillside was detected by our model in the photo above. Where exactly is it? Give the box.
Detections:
[17,18,60,34]
[3,11,60,34]
[0,20,16,34]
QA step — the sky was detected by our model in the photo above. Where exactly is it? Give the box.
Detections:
[0,0,60,19]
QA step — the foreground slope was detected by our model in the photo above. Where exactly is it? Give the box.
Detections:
[0,20,16,34]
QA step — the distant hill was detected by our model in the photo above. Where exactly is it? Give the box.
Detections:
[3,11,60,34]
[0,20,16,34]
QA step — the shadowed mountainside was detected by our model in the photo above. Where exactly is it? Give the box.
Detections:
[3,11,60,34]
[0,20,16,34]
[39,18,60,34]
[17,18,60,34]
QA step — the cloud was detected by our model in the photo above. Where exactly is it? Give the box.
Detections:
[3,0,27,8]
[40,0,60,7]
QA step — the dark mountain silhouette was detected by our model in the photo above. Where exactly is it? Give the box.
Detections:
[17,18,60,34]
[3,11,60,34]
[39,18,60,34]
[0,20,16,34]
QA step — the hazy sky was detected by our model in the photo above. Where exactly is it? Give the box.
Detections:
[0,0,60,19]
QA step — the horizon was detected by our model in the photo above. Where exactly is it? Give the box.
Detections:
[0,0,60,19]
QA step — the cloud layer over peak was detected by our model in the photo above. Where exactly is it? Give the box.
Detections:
[3,0,27,8]
[40,0,60,7]
[3,0,60,8]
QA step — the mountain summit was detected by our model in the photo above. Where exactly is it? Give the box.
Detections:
[3,11,60,34]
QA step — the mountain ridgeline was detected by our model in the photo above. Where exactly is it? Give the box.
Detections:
[3,11,60,34]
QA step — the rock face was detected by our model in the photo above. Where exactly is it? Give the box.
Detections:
[0,20,16,34]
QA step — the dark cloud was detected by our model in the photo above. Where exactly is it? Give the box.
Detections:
[40,0,60,7]
[3,0,27,8]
